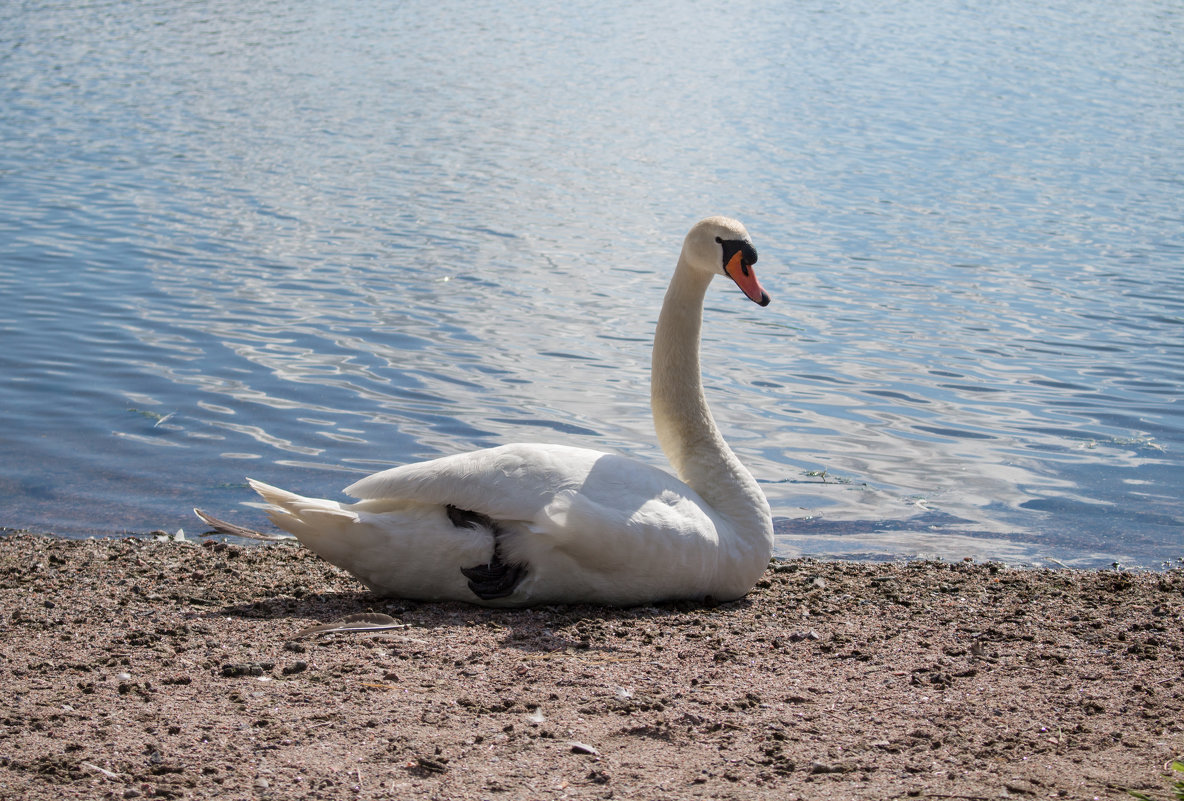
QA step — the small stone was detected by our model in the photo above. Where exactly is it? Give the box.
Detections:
[415,756,448,774]
[221,663,261,678]
[282,661,308,675]
[569,741,600,756]
[809,760,854,774]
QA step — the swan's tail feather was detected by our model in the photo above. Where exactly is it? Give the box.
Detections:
[247,478,358,545]
[245,477,491,600]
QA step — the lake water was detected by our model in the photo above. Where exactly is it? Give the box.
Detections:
[2,0,1182,568]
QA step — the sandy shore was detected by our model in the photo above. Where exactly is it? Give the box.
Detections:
[0,533,1180,800]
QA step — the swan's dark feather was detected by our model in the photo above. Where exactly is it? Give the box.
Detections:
[448,504,528,599]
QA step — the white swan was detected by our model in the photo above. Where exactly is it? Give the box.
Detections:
[248,216,774,606]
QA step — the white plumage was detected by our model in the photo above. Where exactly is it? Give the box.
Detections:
[249,216,774,606]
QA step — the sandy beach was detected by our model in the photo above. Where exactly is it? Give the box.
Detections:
[0,533,1180,800]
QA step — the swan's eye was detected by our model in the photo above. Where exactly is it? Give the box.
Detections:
[717,238,758,274]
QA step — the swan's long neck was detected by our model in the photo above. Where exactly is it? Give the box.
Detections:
[651,254,772,550]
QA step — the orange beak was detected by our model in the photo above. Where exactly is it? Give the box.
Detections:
[724,251,771,306]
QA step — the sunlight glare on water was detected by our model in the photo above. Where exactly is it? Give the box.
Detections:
[1,0,1182,567]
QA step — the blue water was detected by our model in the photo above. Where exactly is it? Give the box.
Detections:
[2,0,1182,568]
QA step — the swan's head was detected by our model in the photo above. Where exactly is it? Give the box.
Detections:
[683,216,770,306]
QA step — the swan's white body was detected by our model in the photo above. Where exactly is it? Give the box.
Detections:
[250,216,774,606]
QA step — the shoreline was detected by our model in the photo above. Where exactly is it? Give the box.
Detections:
[1,533,1180,800]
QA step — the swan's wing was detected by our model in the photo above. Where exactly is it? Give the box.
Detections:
[345,443,618,519]
[343,442,719,541]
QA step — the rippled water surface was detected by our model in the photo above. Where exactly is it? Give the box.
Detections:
[2,0,1182,567]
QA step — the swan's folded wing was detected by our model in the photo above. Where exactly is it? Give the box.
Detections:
[342,443,606,522]
[342,442,718,542]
